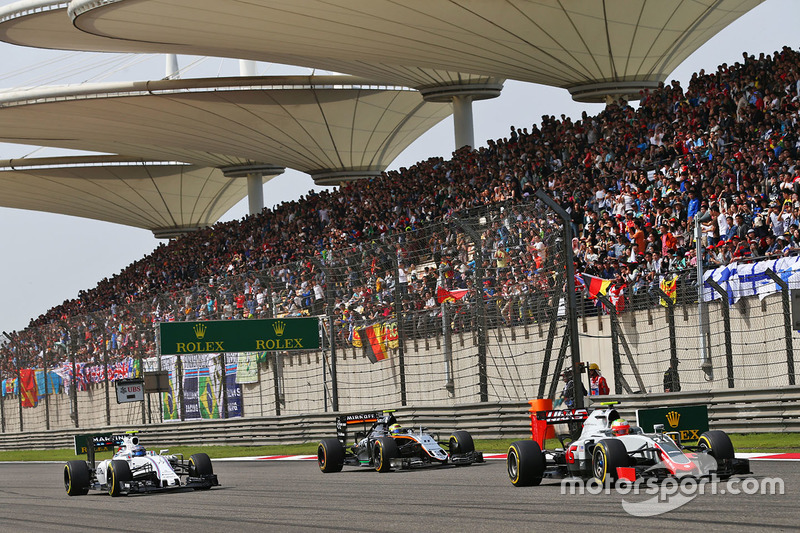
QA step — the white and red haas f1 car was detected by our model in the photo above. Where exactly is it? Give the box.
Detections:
[318,410,483,473]
[507,403,751,486]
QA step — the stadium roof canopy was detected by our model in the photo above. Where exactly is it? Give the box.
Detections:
[0,75,452,185]
[0,155,253,237]
[49,0,767,102]
[0,0,503,94]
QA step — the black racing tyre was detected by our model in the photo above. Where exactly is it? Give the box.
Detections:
[698,430,735,461]
[64,460,90,496]
[592,439,628,485]
[318,438,345,473]
[189,453,214,490]
[449,430,475,455]
[189,453,214,476]
[107,460,132,497]
[373,437,398,473]
[507,440,545,487]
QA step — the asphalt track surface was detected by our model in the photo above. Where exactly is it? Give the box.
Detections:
[0,460,797,532]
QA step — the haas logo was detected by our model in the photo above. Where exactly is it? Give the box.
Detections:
[666,410,680,428]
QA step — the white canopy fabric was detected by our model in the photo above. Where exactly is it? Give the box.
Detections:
[58,0,765,101]
[0,0,504,93]
[0,155,260,236]
[0,76,452,183]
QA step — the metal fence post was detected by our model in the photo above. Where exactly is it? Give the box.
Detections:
[0,363,5,433]
[389,253,407,406]
[311,258,339,411]
[103,320,111,426]
[43,347,50,431]
[70,333,79,428]
[765,269,796,386]
[455,220,488,402]
[707,279,734,388]
[656,288,679,377]
[535,190,583,408]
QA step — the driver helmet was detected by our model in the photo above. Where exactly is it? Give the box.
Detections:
[389,423,403,435]
[611,418,630,436]
[132,445,146,457]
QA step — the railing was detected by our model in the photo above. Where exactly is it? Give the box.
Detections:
[1,387,797,451]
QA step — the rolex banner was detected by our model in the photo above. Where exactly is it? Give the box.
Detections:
[636,405,709,441]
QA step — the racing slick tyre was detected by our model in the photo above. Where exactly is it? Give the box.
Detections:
[698,430,735,478]
[107,460,132,497]
[592,439,628,485]
[318,438,345,473]
[189,453,214,489]
[507,440,545,487]
[64,460,90,496]
[373,437,399,473]
[449,430,475,456]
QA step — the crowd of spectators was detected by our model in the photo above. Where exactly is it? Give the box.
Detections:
[2,46,800,374]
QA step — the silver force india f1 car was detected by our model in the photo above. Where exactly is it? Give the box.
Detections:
[64,431,219,496]
[318,410,483,472]
[507,403,751,486]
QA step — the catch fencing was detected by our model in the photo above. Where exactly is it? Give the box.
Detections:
[0,200,798,435]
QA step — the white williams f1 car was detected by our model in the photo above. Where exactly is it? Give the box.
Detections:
[507,403,750,487]
[64,432,219,496]
[318,410,483,473]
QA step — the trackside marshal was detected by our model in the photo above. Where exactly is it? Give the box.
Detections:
[159,318,320,355]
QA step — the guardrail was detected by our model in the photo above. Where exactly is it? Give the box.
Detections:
[0,387,796,451]
[605,386,800,433]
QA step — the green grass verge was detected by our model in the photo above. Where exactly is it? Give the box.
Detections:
[1,433,798,462]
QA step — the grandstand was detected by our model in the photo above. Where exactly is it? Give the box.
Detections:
[1,45,799,432]
[0,2,799,435]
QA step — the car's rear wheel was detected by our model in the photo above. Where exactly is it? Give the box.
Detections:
[449,430,475,456]
[507,440,545,487]
[592,439,628,485]
[318,438,345,473]
[64,460,90,496]
[107,460,132,497]
[373,437,398,473]
[698,430,735,478]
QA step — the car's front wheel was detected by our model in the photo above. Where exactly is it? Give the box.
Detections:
[373,437,398,473]
[592,439,628,485]
[449,430,475,456]
[189,453,214,489]
[107,460,132,497]
[698,430,735,478]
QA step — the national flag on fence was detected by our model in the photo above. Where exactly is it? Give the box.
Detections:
[436,286,469,304]
[580,273,612,299]
[351,327,363,348]
[608,283,626,313]
[363,323,387,363]
[385,321,399,350]
[660,275,678,306]
[20,368,37,408]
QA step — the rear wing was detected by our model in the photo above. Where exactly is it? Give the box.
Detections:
[533,409,590,424]
[336,412,381,442]
[530,409,589,448]
[74,432,132,467]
